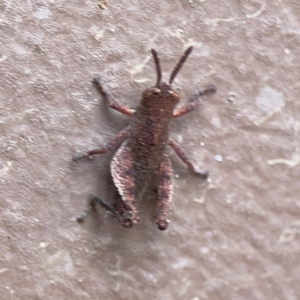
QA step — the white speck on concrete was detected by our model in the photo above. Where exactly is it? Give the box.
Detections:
[33,7,51,20]
[0,55,7,63]
[215,155,222,162]
[211,116,221,128]
[193,45,210,57]
[200,247,209,254]
[268,154,300,167]
[256,86,284,112]
[194,197,205,204]
[39,242,48,249]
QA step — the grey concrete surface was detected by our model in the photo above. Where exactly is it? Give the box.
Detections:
[1,0,300,299]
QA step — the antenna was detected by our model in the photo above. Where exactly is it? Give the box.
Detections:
[169,46,193,84]
[151,49,162,86]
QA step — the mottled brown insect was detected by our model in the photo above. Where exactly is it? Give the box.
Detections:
[73,46,215,230]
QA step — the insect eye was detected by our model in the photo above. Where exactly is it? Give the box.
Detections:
[168,91,178,99]
[152,88,161,97]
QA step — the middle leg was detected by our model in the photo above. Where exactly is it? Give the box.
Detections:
[72,127,129,161]
[167,138,209,179]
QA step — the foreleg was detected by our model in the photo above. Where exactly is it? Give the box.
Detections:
[173,84,216,118]
[93,77,135,116]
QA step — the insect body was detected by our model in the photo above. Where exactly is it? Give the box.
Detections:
[73,46,216,230]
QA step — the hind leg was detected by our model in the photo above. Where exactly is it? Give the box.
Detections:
[76,195,134,228]
[110,143,140,227]
[76,195,119,223]
[72,127,129,162]
[76,143,140,229]
[155,154,174,231]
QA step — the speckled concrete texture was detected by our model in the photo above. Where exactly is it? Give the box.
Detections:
[1,1,300,299]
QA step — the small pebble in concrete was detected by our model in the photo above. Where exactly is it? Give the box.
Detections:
[215,155,222,162]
